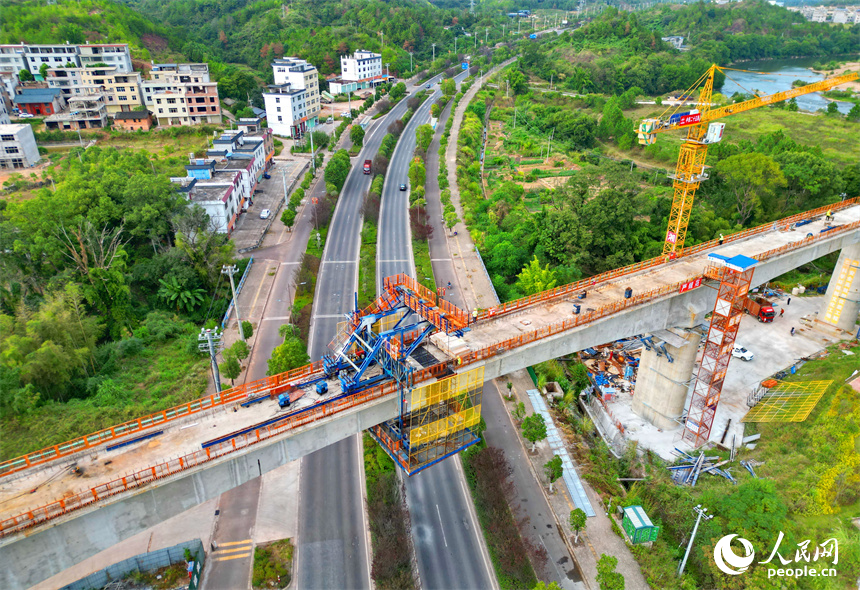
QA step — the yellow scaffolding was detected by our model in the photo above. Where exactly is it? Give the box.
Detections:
[742,380,832,423]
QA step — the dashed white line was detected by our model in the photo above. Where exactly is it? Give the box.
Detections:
[435,504,449,548]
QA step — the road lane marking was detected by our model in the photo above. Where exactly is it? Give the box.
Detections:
[262,316,293,321]
[214,546,252,555]
[215,552,251,561]
[322,260,358,264]
[217,539,253,546]
[435,503,449,548]
[280,261,301,265]
[313,314,344,319]
[430,258,452,262]
[379,259,410,263]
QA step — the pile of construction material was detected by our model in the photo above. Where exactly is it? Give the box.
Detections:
[668,448,737,486]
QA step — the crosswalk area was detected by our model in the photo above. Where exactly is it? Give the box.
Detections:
[212,539,253,562]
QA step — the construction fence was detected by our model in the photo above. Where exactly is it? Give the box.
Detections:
[60,538,204,590]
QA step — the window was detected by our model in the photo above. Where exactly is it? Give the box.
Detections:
[276,107,281,112]
[156,99,162,104]
[4,146,18,154]
[167,98,176,104]
[119,95,127,101]
[1,135,13,141]
[277,116,282,122]
[275,97,280,103]
[117,86,125,92]
[158,108,164,114]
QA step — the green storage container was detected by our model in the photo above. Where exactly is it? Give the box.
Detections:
[622,505,659,544]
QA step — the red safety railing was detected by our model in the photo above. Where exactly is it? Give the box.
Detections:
[0,360,325,479]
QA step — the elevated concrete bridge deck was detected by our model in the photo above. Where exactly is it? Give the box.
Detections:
[1,199,858,589]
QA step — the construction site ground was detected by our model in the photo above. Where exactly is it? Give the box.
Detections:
[597,294,853,462]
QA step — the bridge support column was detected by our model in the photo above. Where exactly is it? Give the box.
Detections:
[632,331,701,430]
[819,243,860,333]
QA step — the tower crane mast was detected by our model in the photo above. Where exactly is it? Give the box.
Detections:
[637,65,859,256]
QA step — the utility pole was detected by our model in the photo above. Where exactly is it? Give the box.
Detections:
[679,505,713,576]
[455,36,458,54]
[432,43,436,62]
[281,167,288,209]
[485,27,488,44]
[222,265,246,342]
[198,328,223,393]
[502,24,506,38]
[550,73,553,90]
[513,106,517,127]
[547,128,555,157]
[409,51,413,72]
[507,79,510,98]
[309,130,315,174]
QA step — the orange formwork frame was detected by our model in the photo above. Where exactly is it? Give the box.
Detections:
[2,210,859,535]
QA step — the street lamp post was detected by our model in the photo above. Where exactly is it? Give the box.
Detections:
[679,505,713,576]
[432,43,436,62]
[409,51,413,72]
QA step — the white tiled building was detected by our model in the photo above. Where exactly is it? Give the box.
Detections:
[0,123,40,169]
[264,57,320,136]
[78,44,133,72]
[329,50,386,95]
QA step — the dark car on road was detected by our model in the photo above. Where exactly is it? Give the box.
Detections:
[399,183,407,191]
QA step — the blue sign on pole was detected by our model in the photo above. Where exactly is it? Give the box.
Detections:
[461,62,468,70]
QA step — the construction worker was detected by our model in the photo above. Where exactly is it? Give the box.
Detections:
[780,308,785,318]
[472,308,478,322]
[790,326,796,336]
[825,209,833,221]
[718,233,724,245]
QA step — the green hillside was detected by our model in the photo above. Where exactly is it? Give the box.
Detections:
[0,0,180,60]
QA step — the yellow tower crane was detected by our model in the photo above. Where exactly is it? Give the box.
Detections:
[637,64,859,257]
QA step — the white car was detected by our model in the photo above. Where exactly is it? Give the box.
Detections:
[732,345,754,361]
[18,113,34,119]
[259,209,272,220]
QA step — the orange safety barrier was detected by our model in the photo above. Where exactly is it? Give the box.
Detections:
[0,359,325,479]
[3,211,858,534]
[479,198,859,322]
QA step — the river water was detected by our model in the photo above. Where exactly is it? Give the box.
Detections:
[720,57,855,114]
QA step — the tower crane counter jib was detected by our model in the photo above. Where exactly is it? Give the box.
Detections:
[637,65,859,257]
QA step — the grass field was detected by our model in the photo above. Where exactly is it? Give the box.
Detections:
[0,333,209,460]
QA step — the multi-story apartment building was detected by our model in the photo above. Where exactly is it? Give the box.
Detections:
[173,170,244,234]
[329,50,384,94]
[142,63,222,126]
[263,82,309,138]
[21,44,80,72]
[0,123,40,169]
[47,66,144,115]
[44,93,108,130]
[0,45,27,92]
[270,57,320,126]
[78,44,133,72]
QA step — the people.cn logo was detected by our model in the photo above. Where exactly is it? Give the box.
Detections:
[714,534,756,575]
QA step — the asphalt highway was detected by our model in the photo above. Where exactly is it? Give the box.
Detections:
[295,76,443,589]
[377,69,496,590]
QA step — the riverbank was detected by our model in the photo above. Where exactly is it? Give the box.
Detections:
[811,60,860,93]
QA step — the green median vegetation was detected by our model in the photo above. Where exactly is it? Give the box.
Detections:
[252,539,293,589]
[363,433,416,590]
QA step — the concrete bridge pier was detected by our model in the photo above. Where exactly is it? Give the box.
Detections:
[819,243,860,333]
[632,329,702,430]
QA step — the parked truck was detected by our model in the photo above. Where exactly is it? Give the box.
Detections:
[363,159,372,174]
[742,296,776,323]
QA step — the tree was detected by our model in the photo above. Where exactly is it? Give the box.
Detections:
[408,157,426,189]
[516,256,558,296]
[569,508,587,544]
[521,413,547,452]
[18,69,33,82]
[544,455,563,493]
[507,69,528,95]
[826,101,840,115]
[228,340,250,362]
[596,554,625,590]
[773,151,840,213]
[513,401,526,422]
[715,153,786,226]
[415,124,433,153]
[157,276,205,312]
[847,103,860,122]
[241,320,253,339]
[441,78,456,97]
[267,331,309,375]
[787,97,799,112]
[39,63,49,78]
[281,208,297,230]
[350,124,365,147]
[219,353,241,386]
[324,149,351,193]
